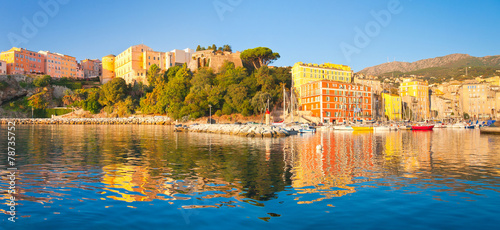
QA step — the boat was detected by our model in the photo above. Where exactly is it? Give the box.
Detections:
[333,125,353,131]
[411,125,434,131]
[464,125,475,129]
[283,128,299,135]
[352,126,373,131]
[299,124,316,133]
[374,126,391,131]
[434,123,447,128]
[449,122,466,128]
[398,124,412,130]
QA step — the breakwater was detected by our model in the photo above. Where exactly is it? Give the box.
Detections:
[0,117,172,125]
[187,124,290,137]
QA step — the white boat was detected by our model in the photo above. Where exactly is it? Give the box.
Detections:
[374,126,391,131]
[299,124,316,133]
[449,122,466,128]
[333,125,353,131]
[434,123,447,128]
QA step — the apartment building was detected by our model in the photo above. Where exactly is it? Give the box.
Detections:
[299,80,372,123]
[39,50,78,78]
[399,78,430,120]
[292,62,353,101]
[0,47,45,75]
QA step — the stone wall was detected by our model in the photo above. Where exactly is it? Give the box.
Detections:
[188,51,243,73]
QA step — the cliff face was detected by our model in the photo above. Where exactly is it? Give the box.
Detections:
[358,54,500,76]
[0,75,33,105]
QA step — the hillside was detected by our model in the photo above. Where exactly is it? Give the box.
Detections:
[358,54,500,76]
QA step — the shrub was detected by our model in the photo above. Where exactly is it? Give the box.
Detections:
[0,81,8,90]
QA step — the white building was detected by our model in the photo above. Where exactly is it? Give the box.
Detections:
[166,48,194,69]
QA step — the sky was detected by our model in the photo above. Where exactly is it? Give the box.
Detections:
[1,0,499,72]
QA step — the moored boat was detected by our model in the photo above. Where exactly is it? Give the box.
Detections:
[411,125,434,131]
[352,126,373,131]
[374,126,391,131]
[333,125,353,131]
[299,124,316,133]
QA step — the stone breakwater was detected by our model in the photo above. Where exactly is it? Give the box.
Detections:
[0,117,172,125]
[187,124,290,137]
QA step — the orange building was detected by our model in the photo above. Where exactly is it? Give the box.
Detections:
[300,80,373,123]
[0,47,45,75]
[39,50,78,79]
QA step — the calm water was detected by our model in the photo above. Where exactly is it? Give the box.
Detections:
[1,125,500,230]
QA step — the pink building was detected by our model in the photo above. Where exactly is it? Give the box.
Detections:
[80,59,102,79]
[0,60,6,74]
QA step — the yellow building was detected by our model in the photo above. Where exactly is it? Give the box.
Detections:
[382,93,402,121]
[399,78,430,120]
[101,55,115,84]
[104,44,167,85]
[484,76,500,86]
[292,62,353,99]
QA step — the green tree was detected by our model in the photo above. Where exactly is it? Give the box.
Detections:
[99,77,128,107]
[251,91,272,114]
[83,89,102,114]
[223,44,232,52]
[196,45,202,51]
[240,47,280,69]
[212,44,217,51]
[33,75,52,87]
[146,64,163,87]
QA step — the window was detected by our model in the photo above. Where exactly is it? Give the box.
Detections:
[326,97,330,101]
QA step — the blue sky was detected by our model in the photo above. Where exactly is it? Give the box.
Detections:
[1,0,499,72]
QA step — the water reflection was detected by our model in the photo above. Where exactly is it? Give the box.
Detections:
[1,125,500,225]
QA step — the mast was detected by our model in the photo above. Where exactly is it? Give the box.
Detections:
[290,76,294,123]
[283,84,286,120]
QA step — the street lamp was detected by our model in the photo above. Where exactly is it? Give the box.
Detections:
[209,104,212,125]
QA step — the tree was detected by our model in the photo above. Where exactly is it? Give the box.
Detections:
[33,75,52,87]
[223,44,232,52]
[83,88,102,114]
[240,47,280,69]
[212,44,217,51]
[146,64,163,87]
[99,78,127,107]
[251,91,272,114]
[28,91,49,109]
[196,45,202,51]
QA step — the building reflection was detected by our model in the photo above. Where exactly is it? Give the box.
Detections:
[3,125,500,217]
[288,131,375,204]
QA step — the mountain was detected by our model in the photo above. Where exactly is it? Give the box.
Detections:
[358,54,500,76]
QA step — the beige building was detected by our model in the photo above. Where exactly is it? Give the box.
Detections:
[354,78,382,94]
[459,83,496,119]
[104,44,197,85]
[431,95,453,119]
[114,44,167,84]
